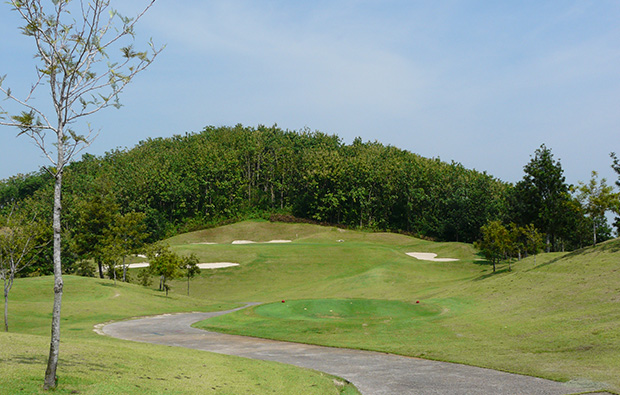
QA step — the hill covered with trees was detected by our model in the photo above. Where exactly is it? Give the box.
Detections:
[1,124,616,275]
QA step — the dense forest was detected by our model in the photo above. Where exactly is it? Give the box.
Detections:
[1,124,617,275]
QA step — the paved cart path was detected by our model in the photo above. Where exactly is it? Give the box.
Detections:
[102,305,598,395]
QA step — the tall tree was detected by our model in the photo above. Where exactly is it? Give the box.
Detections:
[513,144,571,252]
[0,0,161,388]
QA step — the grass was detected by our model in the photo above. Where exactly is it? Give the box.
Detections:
[7,219,620,393]
[1,275,359,394]
[157,220,619,393]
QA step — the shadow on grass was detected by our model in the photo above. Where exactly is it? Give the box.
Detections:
[472,267,511,281]
[3,354,110,372]
[526,238,620,272]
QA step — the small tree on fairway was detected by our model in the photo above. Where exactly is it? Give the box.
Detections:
[182,254,200,296]
[523,224,544,264]
[0,1,161,388]
[146,244,180,297]
[476,220,510,272]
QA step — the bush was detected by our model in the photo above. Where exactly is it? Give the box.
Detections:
[72,260,96,277]
[137,268,152,287]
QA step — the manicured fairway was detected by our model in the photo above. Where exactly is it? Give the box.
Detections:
[163,220,620,393]
[6,219,620,393]
[1,275,358,394]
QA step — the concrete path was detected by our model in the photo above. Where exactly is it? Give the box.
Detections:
[102,306,599,395]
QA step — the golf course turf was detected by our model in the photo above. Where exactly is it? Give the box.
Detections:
[3,219,620,393]
[0,275,358,394]
[175,220,619,392]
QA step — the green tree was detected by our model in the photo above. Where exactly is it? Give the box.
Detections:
[523,224,544,263]
[513,144,571,252]
[73,190,119,279]
[181,254,201,296]
[610,152,620,232]
[0,1,161,387]
[575,171,618,246]
[476,220,511,272]
[146,244,180,297]
[103,212,149,282]
[0,206,46,332]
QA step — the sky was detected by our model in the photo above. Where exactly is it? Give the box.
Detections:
[1,0,619,187]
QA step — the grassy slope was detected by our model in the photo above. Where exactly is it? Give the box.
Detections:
[1,276,358,394]
[162,220,619,392]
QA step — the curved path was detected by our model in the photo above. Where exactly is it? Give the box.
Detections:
[102,306,597,395]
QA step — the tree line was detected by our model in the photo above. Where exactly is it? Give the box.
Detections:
[1,126,619,278]
[1,125,506,239]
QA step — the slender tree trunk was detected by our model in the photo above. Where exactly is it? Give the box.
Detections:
[593,222,597,246]
[44,170,64,390]
[3,275,11,332]
[3,289,8,332]
[122,255,127,282]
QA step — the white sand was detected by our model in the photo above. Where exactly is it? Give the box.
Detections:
[126,262,150,268]
[197,262,239,269]
[232,240,292,244]
[191,242,217,245]
[124,262,239,269]
[406,252,459,262]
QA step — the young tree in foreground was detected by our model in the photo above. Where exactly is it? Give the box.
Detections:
[0,206,46,332]
[0,0,161,389]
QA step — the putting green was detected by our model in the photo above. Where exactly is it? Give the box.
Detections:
[198,298,452,345]
[257,299,441,321]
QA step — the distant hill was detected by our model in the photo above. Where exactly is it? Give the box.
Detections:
[0,124,507,243]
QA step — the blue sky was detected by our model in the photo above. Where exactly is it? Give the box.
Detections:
[1,0,619,186]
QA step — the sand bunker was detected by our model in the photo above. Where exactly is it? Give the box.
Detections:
[232,240,291,244]
[126,262,150,268]
[125,262,239,269]
[197,262,239,269]
[406,252,459,262]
